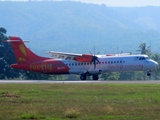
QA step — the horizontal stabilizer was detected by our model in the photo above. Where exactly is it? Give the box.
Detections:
[3,40,29,43]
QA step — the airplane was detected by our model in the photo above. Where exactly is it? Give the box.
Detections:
[4,36,158,80]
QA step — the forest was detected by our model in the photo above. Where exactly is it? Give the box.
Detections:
[0,27,160,80]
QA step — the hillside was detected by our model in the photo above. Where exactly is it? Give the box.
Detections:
[1,1,160,55]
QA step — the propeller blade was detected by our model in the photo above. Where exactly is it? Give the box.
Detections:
[89,51,93,55]
[96,58,100,63]
[96,51,100,55]
[89,46,100,69]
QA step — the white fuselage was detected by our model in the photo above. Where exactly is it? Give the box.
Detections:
[63,54,158,75]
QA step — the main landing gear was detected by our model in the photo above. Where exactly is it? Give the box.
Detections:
[92,75,99,80]
[80,74,99,80]
[80,74,86,80]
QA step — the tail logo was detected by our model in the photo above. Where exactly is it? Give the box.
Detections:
[18,57,26,62]
[19,44,27,56]
[18,44,27,62]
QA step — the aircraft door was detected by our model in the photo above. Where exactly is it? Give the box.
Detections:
[42,62,48,73]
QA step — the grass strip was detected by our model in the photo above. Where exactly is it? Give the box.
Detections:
[0,83,160,120]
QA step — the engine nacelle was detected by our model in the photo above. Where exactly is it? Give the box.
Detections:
[74,54,93,62]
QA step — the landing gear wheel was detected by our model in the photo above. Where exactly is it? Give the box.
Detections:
[147,72,151,76]
[80,75,86,80]
[147,70,151,77]
[93,75,99,80]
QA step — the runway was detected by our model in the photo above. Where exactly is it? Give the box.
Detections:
[0,80,160,84]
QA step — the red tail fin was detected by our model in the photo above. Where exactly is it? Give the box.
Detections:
[8,36,47,64]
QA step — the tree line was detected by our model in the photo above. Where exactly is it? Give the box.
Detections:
[0,27,160,80]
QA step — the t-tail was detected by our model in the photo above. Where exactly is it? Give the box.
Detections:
[5,36,49,70]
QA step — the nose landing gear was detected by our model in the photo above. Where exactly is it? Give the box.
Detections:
[147,70,151,76]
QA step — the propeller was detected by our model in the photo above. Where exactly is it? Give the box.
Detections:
[90,46,100,69]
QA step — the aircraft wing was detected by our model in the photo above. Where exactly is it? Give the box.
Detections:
[46,51,93,62]
[46,51,82,60]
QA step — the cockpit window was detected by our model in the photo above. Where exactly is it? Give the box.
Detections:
[139,57,146,60]
[134,56,149,61]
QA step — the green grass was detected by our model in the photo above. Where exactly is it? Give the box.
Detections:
[0,83,160,120]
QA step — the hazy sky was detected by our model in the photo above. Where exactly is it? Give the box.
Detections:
[75,0,160,7]
[2,0,160,7]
